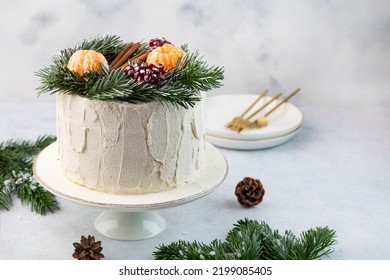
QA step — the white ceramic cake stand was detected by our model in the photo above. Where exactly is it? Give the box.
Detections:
[33,142,228,241]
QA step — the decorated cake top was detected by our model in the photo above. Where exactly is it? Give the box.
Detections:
[36,35,224,108]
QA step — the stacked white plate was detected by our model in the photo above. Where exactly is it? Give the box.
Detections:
[206,93,304,150]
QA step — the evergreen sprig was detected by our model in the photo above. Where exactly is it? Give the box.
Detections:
[153,219,337,260]
[36,34,224,108]
[0,135,60,215]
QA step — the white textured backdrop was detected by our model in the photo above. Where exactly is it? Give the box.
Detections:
[0,0,389,105]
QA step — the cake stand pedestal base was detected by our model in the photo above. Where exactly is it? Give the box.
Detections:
[94,210,166,241]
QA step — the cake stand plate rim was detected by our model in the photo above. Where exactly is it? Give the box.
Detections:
[33,141,228,210]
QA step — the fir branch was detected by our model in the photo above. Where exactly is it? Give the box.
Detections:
[0,175,13,210]
[0,135,55,174]
[17,179,60,215]
[36,34,224,108]
[176,51,224,92]
[153,219,337,260]
[76,34,125,63]
[223,219,261,259]
[0,135,59,215]
[295,227,338,260]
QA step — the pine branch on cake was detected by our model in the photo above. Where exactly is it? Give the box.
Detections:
[71,34,126,64]
[37,55,204,108]
[91,73,202,109]
[36,34,224,108]
[0,135,60,215]
[153,219,337,260]
[174,51,224,92]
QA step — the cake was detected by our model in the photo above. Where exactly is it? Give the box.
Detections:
[37,35,224,194]
[57,93,205,194]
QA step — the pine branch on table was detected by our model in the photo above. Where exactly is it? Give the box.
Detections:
[153,218,337,260]
[0,174,13,210]
[0,135,59,215]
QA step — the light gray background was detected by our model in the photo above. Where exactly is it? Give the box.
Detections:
[0,0,389,260]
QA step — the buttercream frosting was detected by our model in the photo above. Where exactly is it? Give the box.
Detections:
[56,94,205,194]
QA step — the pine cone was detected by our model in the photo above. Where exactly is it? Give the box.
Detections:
[235,177,265,207]
[72,235,104,260]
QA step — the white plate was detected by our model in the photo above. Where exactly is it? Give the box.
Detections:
[206,126,301,150]
[206,93,303,140]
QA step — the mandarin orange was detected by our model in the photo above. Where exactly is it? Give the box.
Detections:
[67,50,108,75]
[146,43,186,71]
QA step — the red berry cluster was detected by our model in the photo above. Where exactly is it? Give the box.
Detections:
[125,62,166,83]
[149,37,171,50]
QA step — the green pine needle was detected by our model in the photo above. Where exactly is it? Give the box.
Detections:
[17,181,60,215]
[0,135,59,215]
[177,51,224,92]
[0,175,13,210]
[153,218,337,260]
[36,34,224,108]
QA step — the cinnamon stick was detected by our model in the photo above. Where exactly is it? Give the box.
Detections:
[120,49,149,68]
[112,42,140,68]
[109,42,133,67]
[133,52,149,62]
[131,49,148,61]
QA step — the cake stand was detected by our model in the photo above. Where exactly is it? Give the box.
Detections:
[33,142,228,241]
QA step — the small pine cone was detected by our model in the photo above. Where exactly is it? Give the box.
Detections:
[72,235,104,260]
[235,177,265,207]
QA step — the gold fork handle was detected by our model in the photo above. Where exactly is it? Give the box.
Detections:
[246,92,282,120]
[264,88,301,117]
[240,89,269,118]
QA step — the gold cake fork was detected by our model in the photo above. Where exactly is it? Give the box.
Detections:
[225,89,268,131]
[233,92,283,132]
[237,87,301,133]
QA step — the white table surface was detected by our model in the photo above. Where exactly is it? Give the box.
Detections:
[0,97,389,260]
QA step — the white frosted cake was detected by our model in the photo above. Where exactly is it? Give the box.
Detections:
[37,35,223,195]
[56,94,205,194]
